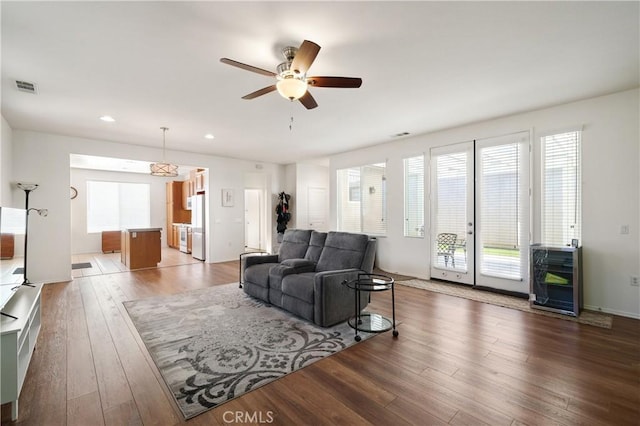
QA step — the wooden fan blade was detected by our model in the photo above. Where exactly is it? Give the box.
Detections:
[220,58,276,77]
[299,91,318,109]
[291,40,321,75]
[242,85,277,100]
[307,76,362,88]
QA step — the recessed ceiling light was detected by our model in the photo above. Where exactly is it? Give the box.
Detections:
[204,134,215,140]
[100,115,115,122]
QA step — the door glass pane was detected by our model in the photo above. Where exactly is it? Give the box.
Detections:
[478,143,522,280]
[433,152,468,271]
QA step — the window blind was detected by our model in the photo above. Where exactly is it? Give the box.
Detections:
[86,181,151,233]
[477,141,523,280]
[541,131,581,246]
[433,151,468,248]
[404,155,424,237]
[337,163,387,235]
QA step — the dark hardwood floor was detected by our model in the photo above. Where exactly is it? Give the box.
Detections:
[2,261,638,425]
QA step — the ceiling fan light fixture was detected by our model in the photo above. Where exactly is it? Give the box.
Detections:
[150,127,179,177]
[276,76,308,101]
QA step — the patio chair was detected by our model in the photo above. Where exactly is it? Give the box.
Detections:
[437,233,458,268]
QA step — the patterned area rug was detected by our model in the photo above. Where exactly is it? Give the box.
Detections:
[398,279,613,329]
[123,283,371,419]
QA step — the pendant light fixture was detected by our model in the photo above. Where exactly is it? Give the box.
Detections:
[150,126,178,177]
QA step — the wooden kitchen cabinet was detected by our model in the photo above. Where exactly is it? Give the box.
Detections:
[188,169,206,194]
[195,170,205,193]
[172,225,180,249]
[166,181,190,247]
[182,180,191,210]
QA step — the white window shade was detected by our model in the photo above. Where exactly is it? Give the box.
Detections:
[404,155,424,237]
[434,151,468,249]
[87,181,150,233]
[337,168,361,232]
[337,163,387,235]
[476,132,529,281]
[541,131,582,246]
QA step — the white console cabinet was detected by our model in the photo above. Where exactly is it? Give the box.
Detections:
[1,283,42,420]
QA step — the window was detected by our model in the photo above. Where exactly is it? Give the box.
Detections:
[348,169,360,201]
[337,162,387,235]
[86,181,151,233]
[404,155,424,237]
[540,130,582,246]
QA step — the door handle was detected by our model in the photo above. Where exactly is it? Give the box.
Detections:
[467,231,473,235]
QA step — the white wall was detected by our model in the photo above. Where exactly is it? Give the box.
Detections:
[9,129,284,283]
[70,168,171,253]
[330,88,640,318]
[0,116,13,206]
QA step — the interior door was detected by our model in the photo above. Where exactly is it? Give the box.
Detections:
[307,187,327,231]
[244,189,261,250]
[430,141,475,284]
[430,132,530,293]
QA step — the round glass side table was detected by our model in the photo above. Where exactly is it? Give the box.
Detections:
[343,273,398,341]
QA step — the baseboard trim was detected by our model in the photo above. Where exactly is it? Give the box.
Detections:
[584,304,640,320]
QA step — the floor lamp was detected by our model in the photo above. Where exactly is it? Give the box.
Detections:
[17,182,48,286]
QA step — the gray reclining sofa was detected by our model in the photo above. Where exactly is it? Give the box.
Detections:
[242,229,377,327]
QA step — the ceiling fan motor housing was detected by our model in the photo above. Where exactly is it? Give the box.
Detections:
[281,46,298,62]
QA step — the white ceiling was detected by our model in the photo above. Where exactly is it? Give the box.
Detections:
[2,2,638,165]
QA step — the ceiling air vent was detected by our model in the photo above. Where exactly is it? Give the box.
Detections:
[15,80,38,94]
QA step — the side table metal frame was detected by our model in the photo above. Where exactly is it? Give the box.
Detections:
[344,273,398,341]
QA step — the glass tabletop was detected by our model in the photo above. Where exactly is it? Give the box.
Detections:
[343,273,394,291]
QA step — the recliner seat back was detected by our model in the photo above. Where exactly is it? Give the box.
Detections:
[278,229,312,262]
[315,231,370,272]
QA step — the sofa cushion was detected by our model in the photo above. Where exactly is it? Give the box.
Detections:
[316,231,369,272]
[268,262,314,292]
[244,263,276,288]
[278,229,312,261]
[281,272,315,304]
[304,231,327,263]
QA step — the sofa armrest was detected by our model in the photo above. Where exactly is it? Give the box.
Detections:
[242,253,278,270]
[313,269,369,327]
[240,253,278,285]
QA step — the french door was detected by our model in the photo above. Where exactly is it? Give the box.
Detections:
[430,131,530,294]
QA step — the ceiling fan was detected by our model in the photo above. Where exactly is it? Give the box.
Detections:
[220,40,362,110]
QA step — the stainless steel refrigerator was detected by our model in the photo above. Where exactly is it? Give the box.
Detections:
[191,194,205,260]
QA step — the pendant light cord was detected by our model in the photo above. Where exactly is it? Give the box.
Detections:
[160,126,169,162]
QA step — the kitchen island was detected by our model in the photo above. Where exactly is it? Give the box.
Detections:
[120,228,162,270]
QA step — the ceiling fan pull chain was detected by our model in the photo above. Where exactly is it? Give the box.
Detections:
[289,100,295,131]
